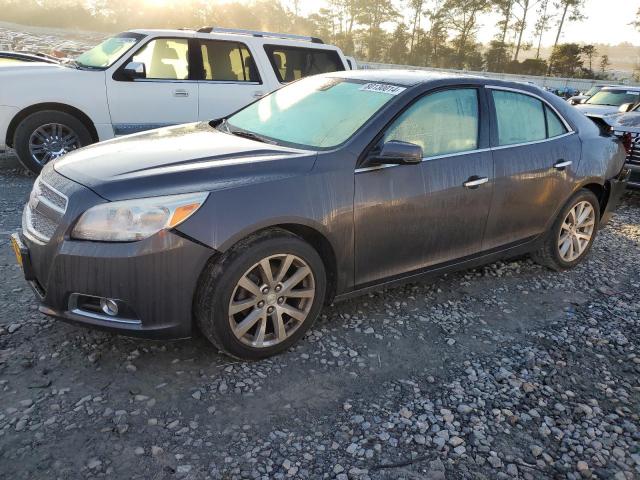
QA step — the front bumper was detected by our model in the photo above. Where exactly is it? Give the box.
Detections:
[17,165,215,339]
[601,167,631,225]
[20,232,213,338]
[21,229,214,339]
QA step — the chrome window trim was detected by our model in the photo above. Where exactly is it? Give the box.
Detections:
[486,85,574,133]
[355,148,492,173]
[354,85,577,174]
[197,80,262,85]
[490,131,576,151]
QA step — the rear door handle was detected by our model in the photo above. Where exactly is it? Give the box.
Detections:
[253,90,265,98]
[463,176,489,189]
[173,89,189,97]
[554,160,572,170]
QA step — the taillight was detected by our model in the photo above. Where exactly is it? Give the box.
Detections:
[622,132,633,155]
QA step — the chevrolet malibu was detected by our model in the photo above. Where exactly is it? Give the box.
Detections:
[12,71,629,360]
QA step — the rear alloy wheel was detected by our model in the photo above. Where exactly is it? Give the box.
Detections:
[13,110,93,174]
[532,189,600,271]
[556,200,596,262]
[195,229,326,360]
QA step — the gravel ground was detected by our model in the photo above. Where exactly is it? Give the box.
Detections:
[0,151,638,480]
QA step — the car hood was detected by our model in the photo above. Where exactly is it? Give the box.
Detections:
[54,122,316,201]
[601,111,640,133]
[0,62,67,73]
[574,104,620,118]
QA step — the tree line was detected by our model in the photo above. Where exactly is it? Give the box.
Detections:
[0,0,623,79]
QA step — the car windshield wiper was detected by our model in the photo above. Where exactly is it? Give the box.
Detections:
[228,128,275,145]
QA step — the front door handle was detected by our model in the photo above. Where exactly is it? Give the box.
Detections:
[554,160,572,170]
[463,176,489,189]
[253,90,265,98]
[173,89,189,97]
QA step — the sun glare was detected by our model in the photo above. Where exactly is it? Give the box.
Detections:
[143,0,175,7]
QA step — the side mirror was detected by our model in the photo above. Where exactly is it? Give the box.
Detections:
[123,61,146,80]
[369,140,423,165]
[619,103,634,113]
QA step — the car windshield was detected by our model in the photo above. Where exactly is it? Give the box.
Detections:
[586,89,640,106]
[224,77,402,149]
[74,33,143,69]
[583,86,601,97]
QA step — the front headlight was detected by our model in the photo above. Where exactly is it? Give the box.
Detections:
[71,192,209,242]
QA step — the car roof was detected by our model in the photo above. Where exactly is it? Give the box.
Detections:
[127,29,337,49]
[326,69,489,86]
[324,69,551,94]
[601,86,640,91]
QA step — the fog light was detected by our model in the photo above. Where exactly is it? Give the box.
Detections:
[100,298,119,316]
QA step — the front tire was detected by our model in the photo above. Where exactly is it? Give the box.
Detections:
[195,229,326,360]
[532,189,600,271]
[13,110,92,174]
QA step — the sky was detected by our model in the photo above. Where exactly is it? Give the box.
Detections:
[477,0,640,46]
[286,0,640,47]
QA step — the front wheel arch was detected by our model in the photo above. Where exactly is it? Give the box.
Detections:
[7,102,98,148]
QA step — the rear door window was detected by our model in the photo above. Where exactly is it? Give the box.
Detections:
[492,90,546,146]
[264,45,344,83]
[200,40,260,82]
[545,106,568,138]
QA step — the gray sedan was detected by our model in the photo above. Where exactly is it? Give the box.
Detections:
[13,71,629,359]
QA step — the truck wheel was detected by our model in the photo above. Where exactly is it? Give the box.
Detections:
[195,229,326,360]
[13,110,92,174]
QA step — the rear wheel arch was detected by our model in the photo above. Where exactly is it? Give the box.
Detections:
[7,102,99,147]
[579,181,609,218]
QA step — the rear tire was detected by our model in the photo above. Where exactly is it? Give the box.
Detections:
[532,189,600,271]
[195,229,326,360]
[13,110,92,174]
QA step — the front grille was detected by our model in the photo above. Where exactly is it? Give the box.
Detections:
[22,177,68,243]
[613,130,640,166]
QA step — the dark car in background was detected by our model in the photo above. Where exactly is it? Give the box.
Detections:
[566,84,612,106]
[12,71,629,359]
[602,105,640,188]
[575,86,640,120]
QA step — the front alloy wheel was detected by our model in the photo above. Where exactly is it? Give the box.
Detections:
[195,229,326,360]
[28,123,81,166]
[13,110,93,174]
[229,254,315,348]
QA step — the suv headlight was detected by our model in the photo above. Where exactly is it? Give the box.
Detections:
[71,192,209,242]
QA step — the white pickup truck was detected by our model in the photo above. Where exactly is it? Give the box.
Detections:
[0,27,351,173]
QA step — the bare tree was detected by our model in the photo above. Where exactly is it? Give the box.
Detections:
[444,0,490,68]
[512,0,539,61]
[533,0,553,59]
[408,0,425,55]
[548,0,585,74]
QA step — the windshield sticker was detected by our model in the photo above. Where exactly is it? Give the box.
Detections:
[359,83,406,95]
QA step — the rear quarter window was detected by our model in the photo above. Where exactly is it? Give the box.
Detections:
[264,45,344,83]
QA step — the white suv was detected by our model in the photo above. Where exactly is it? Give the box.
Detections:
[0,27,350,173]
